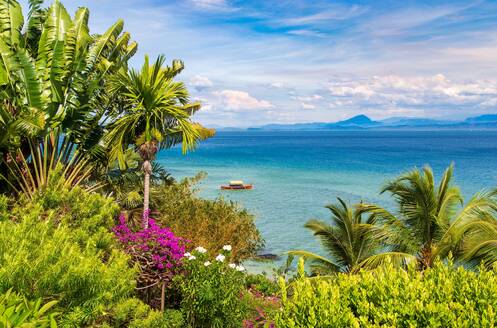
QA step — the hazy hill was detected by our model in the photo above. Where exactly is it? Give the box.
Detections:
[245,114,497,131]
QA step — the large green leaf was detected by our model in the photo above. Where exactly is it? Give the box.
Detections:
[16,47,42,110]
[0,37,17,85]
[36,0,71,86]
[63,7,90,74]
[84,19,123,73]
[0,0,23,46]
[24,0,45,54]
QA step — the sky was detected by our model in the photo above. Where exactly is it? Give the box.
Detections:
[25,0,497,127]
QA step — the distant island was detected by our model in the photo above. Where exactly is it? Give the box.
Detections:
[217,114,497,131]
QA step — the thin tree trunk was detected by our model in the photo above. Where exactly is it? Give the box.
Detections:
[143,159,152,228]
[160,281,166,312]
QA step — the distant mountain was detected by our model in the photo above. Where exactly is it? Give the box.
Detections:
[334,114,381,127]
[381,117,454,127]
[251,115,381,130]
[244,114,497,131]
[465,114,497,123]
[208,124,246,131]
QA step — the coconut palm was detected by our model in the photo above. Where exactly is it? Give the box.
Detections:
[105,55,214,227]
[359,164,497,270]
[457,213,497,269]
[289,197,381,274]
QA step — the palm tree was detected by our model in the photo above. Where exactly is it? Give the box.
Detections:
[106,55,214,227]
[289,197,381,274]
[360,164,497,270]
[457,211,497,269]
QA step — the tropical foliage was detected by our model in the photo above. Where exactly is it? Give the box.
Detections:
[0,0,213,217]
[106,55,215,227]
[0,182,135,326]
[0,177,197,327]
[291,164,497,273]
[289,197,379,274]
[275,258,497,327]
[0,0,137,193]
[0,289,59,327]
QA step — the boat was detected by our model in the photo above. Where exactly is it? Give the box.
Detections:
[221,180,253,190]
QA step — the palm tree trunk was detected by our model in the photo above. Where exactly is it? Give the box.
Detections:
[143,159,152,228]
[161,280,166,312]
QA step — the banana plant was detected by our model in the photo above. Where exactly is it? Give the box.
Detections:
[0,0,137,194]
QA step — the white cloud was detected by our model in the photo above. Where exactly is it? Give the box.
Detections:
[287,29,325,38]
[327,74,497,108]
[279,5,366,26]
[295,94,323,102]
[212,90,274,111]
[269,82,285,88]
[362,3,475,36]
[190,0,234,11]
[46,0,497,126]
[301,102,316,110]
[190,75,213,91]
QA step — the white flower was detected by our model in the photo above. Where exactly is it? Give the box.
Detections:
[215,254,225,262]
[235,265,245,271]
[188,255,196,260]
[195,246,207,253]
[222,245,232,251]
[228,263,236,269]
[204,261,211,266]
[183,252,191,258]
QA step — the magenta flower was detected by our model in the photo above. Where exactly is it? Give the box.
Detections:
[113,214,187,273]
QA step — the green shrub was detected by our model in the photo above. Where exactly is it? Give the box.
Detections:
[245,273,279,296]
[151,174,263,261]
[176,246,248,328]
[0,289,59,327]
[111,298,184,328]
[0,215,136,326]
[275,258,497,327]
[0,194,8,221]
[0,185,139,327]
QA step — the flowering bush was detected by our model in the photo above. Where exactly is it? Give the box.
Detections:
[113,213,187,289]
[176,245,248,328]
[151,175,263,261]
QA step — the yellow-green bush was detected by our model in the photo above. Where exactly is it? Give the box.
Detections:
[111,298,184,328]
[0,289,59,327]
[275,259,497,327]
[0,188,136,327]
[0,185,179,327]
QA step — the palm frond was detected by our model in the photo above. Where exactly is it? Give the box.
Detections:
[287,250,340,275]
[355,252,417,271]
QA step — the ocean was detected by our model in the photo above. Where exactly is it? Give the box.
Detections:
[157,130,497,269]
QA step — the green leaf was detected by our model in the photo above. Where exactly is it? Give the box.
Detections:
[0,0,23,46]
[16,47,42,109]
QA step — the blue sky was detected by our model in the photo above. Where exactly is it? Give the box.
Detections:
[28,0,497,126]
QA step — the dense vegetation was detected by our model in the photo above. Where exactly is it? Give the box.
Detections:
[276,258,497,327]
[1,0,497,327]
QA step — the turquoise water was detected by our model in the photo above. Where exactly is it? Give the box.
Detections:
[157,130,497,267]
